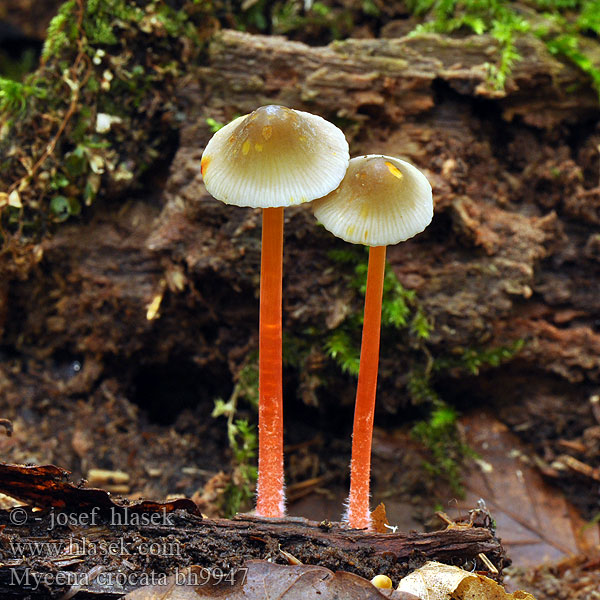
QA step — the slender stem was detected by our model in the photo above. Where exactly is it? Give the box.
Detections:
[256,206,285,518]
[348,245,387,529]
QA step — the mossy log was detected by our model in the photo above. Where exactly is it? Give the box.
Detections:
[1,23,600,514]
[202,30,598,126]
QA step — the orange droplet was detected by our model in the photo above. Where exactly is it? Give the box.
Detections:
[201,156,211,176]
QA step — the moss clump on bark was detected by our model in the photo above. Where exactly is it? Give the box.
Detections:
[0,0,215,272]
[406,0,600,92]
[220,0,600,93]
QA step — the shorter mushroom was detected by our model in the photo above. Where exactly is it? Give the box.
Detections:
[312,155,433,529]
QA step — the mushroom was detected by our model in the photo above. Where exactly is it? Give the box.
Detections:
[201,105,349,517]
[312,155,433,529]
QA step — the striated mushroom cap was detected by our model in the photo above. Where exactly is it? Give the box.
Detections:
[201,105,350,208]
[312,155,433,246]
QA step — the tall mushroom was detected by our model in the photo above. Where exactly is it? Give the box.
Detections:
[201,105,349,517]
[312,155,433,529]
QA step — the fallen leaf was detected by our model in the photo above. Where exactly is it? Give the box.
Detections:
[450,412,599,565]
[456,576,535,600]
[372,502,391,533]
[398,561,536,600]
[123,560,420,600]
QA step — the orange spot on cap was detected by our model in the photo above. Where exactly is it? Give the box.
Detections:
[201,156,211,176]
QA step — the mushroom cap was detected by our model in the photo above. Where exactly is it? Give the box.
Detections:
[201,105,350,208]
[312,155,433,246]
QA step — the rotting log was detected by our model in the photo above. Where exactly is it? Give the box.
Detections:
[200,30,598,127]
[163,32,600,391]
[0,464,505,597]
[0,509,505,598]
[1,27,600,514]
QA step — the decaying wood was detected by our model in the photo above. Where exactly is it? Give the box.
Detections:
[202,30,598,127]
[0,465,505,597]
[0,509,504,598]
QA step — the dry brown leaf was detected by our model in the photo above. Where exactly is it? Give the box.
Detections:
[397,561,536,600]
[450,412,599,565]
[456,576,536,600]
[123,560,420,600]
[372,502,391,533]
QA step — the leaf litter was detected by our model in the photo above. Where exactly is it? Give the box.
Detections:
[123,559,537,600]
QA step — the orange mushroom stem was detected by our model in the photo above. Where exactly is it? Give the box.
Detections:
[312,155,433,530]
[347,245,386,529]
[256,206,285,518]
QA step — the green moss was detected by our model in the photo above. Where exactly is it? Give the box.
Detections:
[545,32,600,92]
[407,367,474,495]
[325,328,361,376]
[83,0,148,45]
[406,0,600,94]
[206,117,225,133]
[236,356,260,410]
[212,356,259,517]
[1,0,214,257]
[0,78,46,115]
[324,247,432,378]
[42,0,78,61]
[434,339,525,376]
[232,0,372,40]
[411,400,476,495]
[407,339,524,490]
